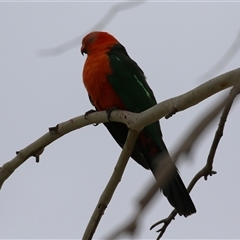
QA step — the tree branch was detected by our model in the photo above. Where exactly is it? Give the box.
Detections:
[0,67,239,239]
[106,88,230,239]
[150,82,240,239]
[82,130,140,239]
[39,1,146,57]
[137,67,240,129]
[197,29,240,81]
[203,82,240,180]
[0,112,136,190]
[106,79,240,239]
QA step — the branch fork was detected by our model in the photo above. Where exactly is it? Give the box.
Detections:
[0,67,239,239]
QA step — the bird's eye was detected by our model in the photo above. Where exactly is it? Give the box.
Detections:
[89,37,94,43]
[88,36,96,43]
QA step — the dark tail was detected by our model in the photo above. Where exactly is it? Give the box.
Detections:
[162,169,196,217]
[149,155,196,217]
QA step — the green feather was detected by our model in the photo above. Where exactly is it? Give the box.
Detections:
[107,44,167,156]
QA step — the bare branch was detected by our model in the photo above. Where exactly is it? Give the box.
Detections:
[38,1,146,57]
[0,67,239,238]
[151,210,177,240]
[82,130,140,240]
[151,82,240,239]
[188,81,240,192]
[1,68,239,190]
[204,82,240,179]
[197,29,240,81]
[137,67,240,129]
[106,88,231,239]
[0,111,136,190]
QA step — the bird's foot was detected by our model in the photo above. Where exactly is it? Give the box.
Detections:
[84,109,99,126]
[106,106,119,122]
[165,107,178,119]
[84,109,96,119]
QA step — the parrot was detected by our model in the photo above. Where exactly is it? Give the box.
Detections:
[81,31,196,217]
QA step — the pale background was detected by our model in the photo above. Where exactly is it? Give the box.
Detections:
[1,1,240,239]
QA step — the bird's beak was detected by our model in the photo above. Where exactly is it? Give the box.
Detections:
[81,45,85,55]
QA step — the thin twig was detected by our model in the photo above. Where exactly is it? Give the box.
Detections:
[106,89,231,239]
[204,82,240,179]
[0,68,239,238]
[151,83,240,239]
[197,29,240,81]
[187,82,240,194]
[150,210,177,240]
[38,1,146,57]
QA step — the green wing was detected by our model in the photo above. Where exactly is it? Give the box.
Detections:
[106,44,167,154]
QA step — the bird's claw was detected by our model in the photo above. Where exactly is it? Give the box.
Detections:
[165,107,178,119]
[106,106,119,122]
[84,109,99,126]
[84,109,96,119]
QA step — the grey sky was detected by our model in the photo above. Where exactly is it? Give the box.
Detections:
[1,2,240,239]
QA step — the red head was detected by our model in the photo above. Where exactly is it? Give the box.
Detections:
[81,31,119,55]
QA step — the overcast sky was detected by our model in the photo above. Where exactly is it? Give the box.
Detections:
[1,1,240,239]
